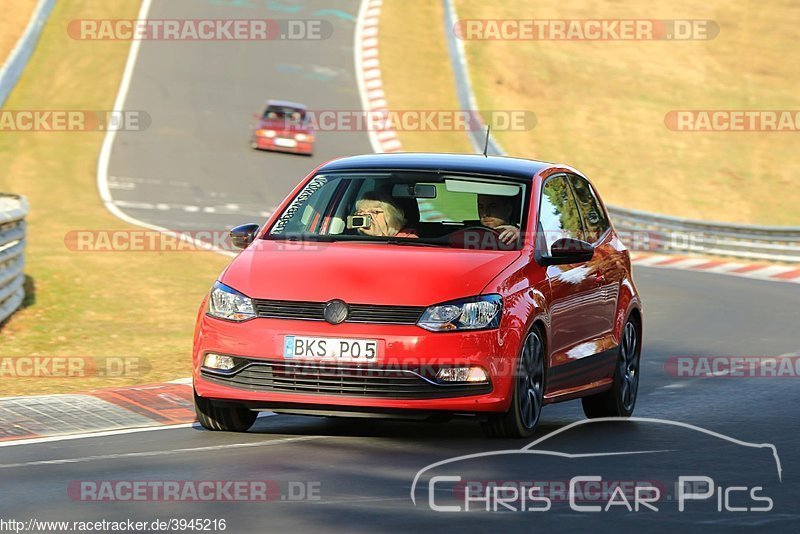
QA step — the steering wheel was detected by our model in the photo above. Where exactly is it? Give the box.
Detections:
[462,225,500,234]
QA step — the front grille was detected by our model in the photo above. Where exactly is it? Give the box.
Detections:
[201,360,491,399]
[253,299,425,325]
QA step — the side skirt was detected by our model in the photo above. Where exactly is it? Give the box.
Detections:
[544,347,618,404]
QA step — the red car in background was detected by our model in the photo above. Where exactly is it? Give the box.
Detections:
[250,100,314,155]
[193,153,643,437]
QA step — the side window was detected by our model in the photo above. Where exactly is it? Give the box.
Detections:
[568,175,610,243]
[538,176,583,252]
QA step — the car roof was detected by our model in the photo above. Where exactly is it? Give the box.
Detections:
[265,100,307,110]
[317,153,554,181]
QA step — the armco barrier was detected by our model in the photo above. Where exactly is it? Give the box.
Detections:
[0,194,28,324]
[607,206,800,263]
[441,0,800,263]
[0,0,57,106]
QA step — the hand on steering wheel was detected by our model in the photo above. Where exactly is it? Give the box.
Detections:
[494,224,520,245]
[458,225,518,249]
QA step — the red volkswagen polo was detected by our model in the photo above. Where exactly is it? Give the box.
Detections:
[193,153,643,437]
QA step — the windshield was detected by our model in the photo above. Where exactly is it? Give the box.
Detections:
[262,106,305,122]
[266,172,527,250]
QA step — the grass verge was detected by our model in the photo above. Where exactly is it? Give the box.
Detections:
[381,0,799,225]
[0,0,229,396]
[378,0,472,154]
[0,0,38,69]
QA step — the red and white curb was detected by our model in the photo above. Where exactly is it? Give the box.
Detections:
[356,0,403,154]
[630,252,800,284]
[0,379,196,442]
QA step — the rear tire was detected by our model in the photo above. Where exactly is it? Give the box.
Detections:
[482,327,545,438]
[582,318,641,418]
[194,390,257,432]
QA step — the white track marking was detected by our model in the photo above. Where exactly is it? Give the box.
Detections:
[109,175,191,187]
[107,182,135,190]
[0,434,315,469]
[703,262,747,273]
[660,258,712,269]
[631,254,673,266]
[95,0,236,258]
[0,423,195,448]
[0,411,277,448]
[168,377,193,385]
[745,265,797,278]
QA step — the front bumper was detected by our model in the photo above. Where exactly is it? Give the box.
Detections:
[252,136,313,154]
[193,314,519,413]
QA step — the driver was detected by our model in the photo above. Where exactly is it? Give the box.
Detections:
[477,194,520,245]
[354,191,418,238]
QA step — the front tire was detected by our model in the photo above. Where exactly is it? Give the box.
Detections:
[482,327,545,438]
[194,390,257,432]
[582,318,641,418]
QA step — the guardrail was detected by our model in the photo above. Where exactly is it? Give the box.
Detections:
[0,194,28,324]
[608,207,800,263]
[0,0,57,106]
[441,0,800,263]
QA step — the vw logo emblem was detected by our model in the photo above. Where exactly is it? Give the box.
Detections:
[323,299,349,325]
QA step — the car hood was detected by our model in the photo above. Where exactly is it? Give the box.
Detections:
[220,239,521,305]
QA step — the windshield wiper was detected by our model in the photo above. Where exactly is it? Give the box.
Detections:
[382,238,446,247]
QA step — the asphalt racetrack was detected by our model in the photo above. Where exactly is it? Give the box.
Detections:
[1,0,797,531]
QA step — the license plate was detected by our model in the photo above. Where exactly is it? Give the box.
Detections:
[284,336,378,362]
[275,138,297,148]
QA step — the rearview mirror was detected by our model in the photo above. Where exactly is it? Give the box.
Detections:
[392,184,437,199]
[538,237,594,265]
[230,223,260,249]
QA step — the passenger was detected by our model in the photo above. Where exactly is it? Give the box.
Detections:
[477,194,520,245]
[354,191,418,238]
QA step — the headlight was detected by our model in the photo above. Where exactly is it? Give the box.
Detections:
[417,295,502,332]
[295,133,307,142]
[207,282,256,322]
[257,129,276,138]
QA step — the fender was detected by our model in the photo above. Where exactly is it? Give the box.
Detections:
[614,275,643,345]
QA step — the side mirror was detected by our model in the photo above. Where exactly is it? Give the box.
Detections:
[538,237,594,266]
[230,223,260,249]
